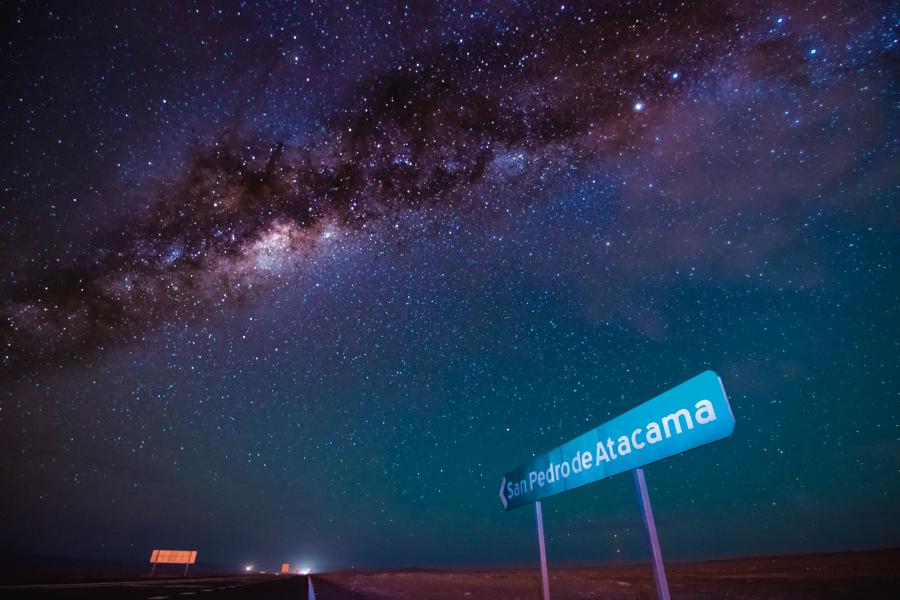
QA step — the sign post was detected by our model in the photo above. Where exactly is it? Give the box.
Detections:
[149,549,198,577]
[498,371,734,600]
[633,467,670,600]
[534,501,551,600]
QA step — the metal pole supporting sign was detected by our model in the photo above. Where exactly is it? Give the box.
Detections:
[633,467,670,600]
[534,500,551,600]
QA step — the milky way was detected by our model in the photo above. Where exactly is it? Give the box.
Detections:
[2,1,809,374]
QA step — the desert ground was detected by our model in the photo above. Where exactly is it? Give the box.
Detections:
[314,548,899,599]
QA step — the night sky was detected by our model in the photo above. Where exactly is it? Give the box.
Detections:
[1,0,898,572]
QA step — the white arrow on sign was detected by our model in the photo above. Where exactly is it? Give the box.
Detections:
[499,476,508,509]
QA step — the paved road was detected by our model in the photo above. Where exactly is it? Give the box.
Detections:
[306,577,367,599]
[0,574,311,599]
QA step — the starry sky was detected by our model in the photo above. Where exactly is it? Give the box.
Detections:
[1,0,898,572]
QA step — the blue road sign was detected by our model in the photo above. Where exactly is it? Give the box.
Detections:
[499,371,735,510]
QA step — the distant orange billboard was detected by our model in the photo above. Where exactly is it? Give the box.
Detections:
[281,563,290,573]
[150,549,198,564]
